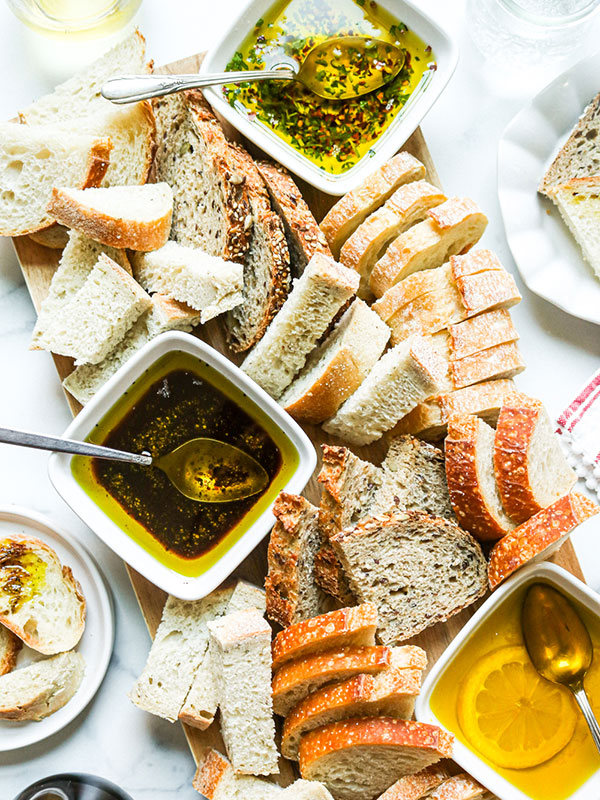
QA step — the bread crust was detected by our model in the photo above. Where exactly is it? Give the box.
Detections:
[0,627,22,675]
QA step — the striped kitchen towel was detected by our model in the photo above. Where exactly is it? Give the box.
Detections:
[556,367,600,501]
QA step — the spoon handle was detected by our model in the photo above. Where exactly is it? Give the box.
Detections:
[572,685,600,755]
[0,427,152,466]
[101,69,296,104]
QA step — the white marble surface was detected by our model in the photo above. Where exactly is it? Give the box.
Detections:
[1,1,600,797]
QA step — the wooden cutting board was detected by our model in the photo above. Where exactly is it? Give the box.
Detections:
[11,51,585,781]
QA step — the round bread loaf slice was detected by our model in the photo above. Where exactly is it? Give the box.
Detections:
[0,625,21,675]
[376,765,452,800]
[0,535,86,655]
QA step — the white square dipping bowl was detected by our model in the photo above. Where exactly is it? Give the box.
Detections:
[201,0,458,195]
[48,332,316,599]
[416,561,600,800]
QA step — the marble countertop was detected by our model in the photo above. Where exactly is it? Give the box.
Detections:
[1,1,600,797]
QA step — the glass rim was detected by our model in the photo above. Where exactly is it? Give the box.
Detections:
[497,0,600,26]
[7,0,128,32]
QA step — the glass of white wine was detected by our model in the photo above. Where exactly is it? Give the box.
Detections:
[6,0,142,39]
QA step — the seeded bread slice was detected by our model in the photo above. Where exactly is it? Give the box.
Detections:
[547,177,600,279]
[0,626,21,676]
[376,766,453,800]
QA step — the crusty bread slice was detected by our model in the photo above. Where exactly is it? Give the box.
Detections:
[0,625,22,675]
[299,718,454,800]
[242,254,359,399]
[441,308,519,360]
[376,765,452,800]
[488,492,598,589]
[494,392,577,523]
[547,177,600,279]
[322,335,448,446]
[280,298,390,424]
[0,535,85,655]
[208,608,279,775]
[445,415,516,542]
[434,340,525,391]
[320,153,426,257]
[227,579,267,615]
[428,774,492,800]
[0,651,85,721]
[272,603,378,671]
[192,748,282,799]
[29,224,70,249]
[48,183,173,251]
[0,122,111,236]
[332,510,487,644]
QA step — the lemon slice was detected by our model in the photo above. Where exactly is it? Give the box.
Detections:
[457,645,577,769]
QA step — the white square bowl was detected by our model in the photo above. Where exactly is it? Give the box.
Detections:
[201,0,458,195]
[48,331,317,599]
[416,561,600,800]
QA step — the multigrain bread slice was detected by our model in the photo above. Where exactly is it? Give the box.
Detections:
[376,765,453,800]
[320,153,426,257]
[445,415,516,542]
[48,183,173,251]
[208,608,279,775]
[0,535,85,655]
[331,510,488,644]
[0,123,110,236]
[242,254,359,398]
[280,299,390,424]
[257,160,332,275]
[488,492,599,589]
[547,177,600,279]
[0,626,21,675]
[494,392,577,523]
[0,651,85,721]
[298,718,454,800]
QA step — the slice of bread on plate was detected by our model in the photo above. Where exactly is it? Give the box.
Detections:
[0,625,22,675]
[298,717,454,800]
[488,492,599,589]
[48,183,173,251]
[376,765,453,800]
[320,152,426,257]
[547,176,600,279]
[280,298,390,424]
[242,254,359,399]
[0,535,85,655]
[331,510,487,644]
[0,651,85,721]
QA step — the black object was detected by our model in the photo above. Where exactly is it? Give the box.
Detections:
[13,774,134,800]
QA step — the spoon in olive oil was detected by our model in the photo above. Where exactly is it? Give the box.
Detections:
[101,37,405,104]
[0,427,269,503]
[522,583,600,754]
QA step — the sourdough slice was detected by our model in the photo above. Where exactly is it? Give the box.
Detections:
[539,92,600,195]
[427,775,493,800]
[131,241,243,321]
[442,309,519,360]
[266,493,329,628]
[439,341,525,391]
[370,198,488,297]
[48,183,173,251]
[257,160,332,275]
[0,535,85,655]
[299,718,454,800]
[242,254,359,398]
[488,492,599,589]
[376,765,453,800]
[280,299,390,424]
[192,748,282,799]
[322,335,448,446]
[271,603,378,671]
[29,224,70,250]
[208,608,279,775]
[0,122,110,236]
[445,415,516,542]
[332,510,487,644]
[0,626,21,676]
[0,651,85,721]
[320,153,426,257]
[547,176,600,279]
[494,392,577,523]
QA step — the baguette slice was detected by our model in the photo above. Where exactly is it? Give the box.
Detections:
[280,299,390,424]
[0,625,22,675]
[0,123,110,236]
[445,415,516,542]
[242,254,359,399]
[271,603,378,671]
[443,309,519,360]
[488,492,599,589]
[494,392,577,523]
[547,177,600,279]
[298,718,453,800]
[320,152,426,257]
[427,775,494,800]
[0,651,85,721]
[0,535,85,655]
[48,183,173,251]
[444,341,525,391]
[376,766,453,800]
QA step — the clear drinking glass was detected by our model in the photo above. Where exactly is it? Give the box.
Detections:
[6,0,142,39]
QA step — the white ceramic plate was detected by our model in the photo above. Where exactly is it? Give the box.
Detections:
[498,50,600,326]
[0,506,114,752]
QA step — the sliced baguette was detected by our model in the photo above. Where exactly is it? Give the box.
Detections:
[280,298,390,424]
[0,535,85,655]
[547,177,600,279]
[376,766,453,800]
[0,625,22,675]
[442,308,519,360]
[427,775,493,800]
[441,341,526,391]
[48,183,173,251]
[320,153,426,257]
[242,254,359,399]
[488,492,599,589]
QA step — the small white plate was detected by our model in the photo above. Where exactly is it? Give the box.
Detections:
[0,506,114,752]
[498,50,600,326]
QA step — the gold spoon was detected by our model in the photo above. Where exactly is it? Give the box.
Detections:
[0,427,269,503]
[101,36,405,104]
[522,582,600,754]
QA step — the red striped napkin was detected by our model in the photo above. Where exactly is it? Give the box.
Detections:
[556,368,600,500]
